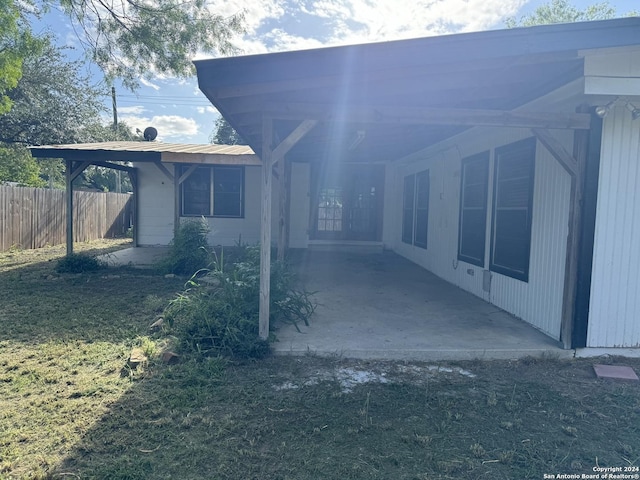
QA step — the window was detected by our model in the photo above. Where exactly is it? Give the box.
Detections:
[458,151,489,267]
[490,138,536,282]
[402,174,415,244]
[181,166,244,218]
[402,170,429,249]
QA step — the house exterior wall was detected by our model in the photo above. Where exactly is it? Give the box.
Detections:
[583,47,640,96]
[136,162,309,248]
[386,127,572,339]
[137,162,175,245]
[587,104,640,347]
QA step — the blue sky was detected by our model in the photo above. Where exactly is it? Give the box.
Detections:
[36,0,639,144]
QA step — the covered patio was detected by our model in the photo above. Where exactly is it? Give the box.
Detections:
[103,246,565,360]
[274,250,566,360]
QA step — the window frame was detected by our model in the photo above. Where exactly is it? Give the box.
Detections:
[401,170,429,249]
[402,173,415,245]
[457,151,490,267]
[180,165,245,219]
[489,137,536,282]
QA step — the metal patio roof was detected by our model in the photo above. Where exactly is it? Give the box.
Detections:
[30,141,259,164]
[195,17,640,164]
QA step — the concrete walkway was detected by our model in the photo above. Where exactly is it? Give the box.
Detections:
[273,250,568,361]
[97,246,169,267]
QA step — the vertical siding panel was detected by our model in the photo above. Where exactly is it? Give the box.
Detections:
[588,106,640,347]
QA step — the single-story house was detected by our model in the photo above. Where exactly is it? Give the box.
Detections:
[33,18,640,352]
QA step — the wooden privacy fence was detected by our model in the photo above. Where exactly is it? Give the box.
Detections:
[0,186,133,252]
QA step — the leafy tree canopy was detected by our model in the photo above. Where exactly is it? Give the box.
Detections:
[0,0,43,114]
[26,0,245,89]
[0,35,138,188]
[0,37,130,146]
[210,116,246,145]
[0,144,45,187]
[505,0,636,27]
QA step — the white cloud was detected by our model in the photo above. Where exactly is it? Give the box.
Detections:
[118,105,146,115]
[120,114,200,140]
[196,106,218,114]
[204,0,531,56]
[140,77,161,90]
[263,29,326,52]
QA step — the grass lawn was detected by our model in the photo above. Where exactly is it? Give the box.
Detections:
[1,240,639,479]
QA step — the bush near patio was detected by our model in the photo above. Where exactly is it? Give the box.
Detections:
[158,220,316,358]
[164,244,316,358]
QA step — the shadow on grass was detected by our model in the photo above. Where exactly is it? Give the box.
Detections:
[48,354,640,480]
[0,240,184,345]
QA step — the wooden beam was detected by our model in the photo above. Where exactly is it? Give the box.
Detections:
[532,128,577,176]
[559,108,592,349]
[272,120,318,261]
[65,159,74,256]
[178,164,199,185]
[272,119,319,159]
[277,157,287,262]
[263,102,592,130]
[154,160,175,182]
[70,160,92,182]
[162,152,261,166]
[259,117,274,340]
[280,158,293,261]
[91,160,135,173]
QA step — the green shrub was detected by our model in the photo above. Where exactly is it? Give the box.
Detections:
[56,253,106,273]
[160,219,212,275]
[164,245,315,359]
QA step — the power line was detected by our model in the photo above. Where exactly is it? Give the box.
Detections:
[104,90,217,110]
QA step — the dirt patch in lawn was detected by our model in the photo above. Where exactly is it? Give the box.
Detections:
[1,241,639,480]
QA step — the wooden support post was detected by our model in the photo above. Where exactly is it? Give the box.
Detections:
[283,158,293,257]
[277,156,288,262]
[65,159,74,256]
[259,117,274,340]
[128,169,139,247]
[559,110,591,349]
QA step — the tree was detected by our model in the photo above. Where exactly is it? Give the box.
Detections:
[0,0,42,114]
[505,0,636,27]
[0,36,138,188]
[27,0,245,89]
[210,116,246,145]
[0,38,117,146]
[0,144,45,187]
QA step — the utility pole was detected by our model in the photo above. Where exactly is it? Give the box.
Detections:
[111,86,121,193]
[111,86,118,129]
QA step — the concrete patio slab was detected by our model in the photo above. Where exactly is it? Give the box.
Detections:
[273,250,570,361]
[98,247,169,267]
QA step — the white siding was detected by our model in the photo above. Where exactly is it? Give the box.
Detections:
[491,135,571,338]
[583,48,640,96]
[137,162,175,245]
[136,162,309,248]
[387,127,572,339]
[587,105,640,347]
